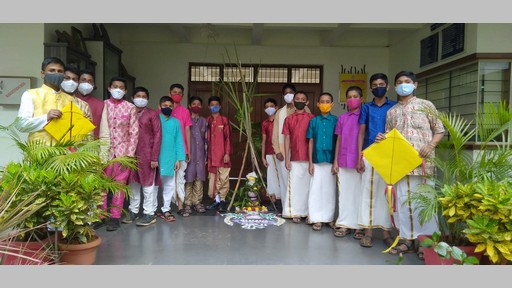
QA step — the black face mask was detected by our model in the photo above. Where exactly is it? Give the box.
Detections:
[294,101,306,110]
[161,107,172,116]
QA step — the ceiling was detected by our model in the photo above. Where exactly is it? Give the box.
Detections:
[153,23,429,48]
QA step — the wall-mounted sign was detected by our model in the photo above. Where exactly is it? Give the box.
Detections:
[0,77,31,104]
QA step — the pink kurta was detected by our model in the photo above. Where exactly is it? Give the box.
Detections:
[76,94,104,139]
[171,103,192,155]
[129,107,162,186]
[206,114,232,172]
[282,111,314,161]
[102,98,139,159]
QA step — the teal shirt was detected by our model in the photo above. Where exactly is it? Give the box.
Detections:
[159,114,186,176]
[306,113,338,164]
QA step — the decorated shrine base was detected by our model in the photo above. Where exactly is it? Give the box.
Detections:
[223,211,285,229]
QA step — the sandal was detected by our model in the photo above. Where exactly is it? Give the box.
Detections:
[417,247,425,261]
[353,230,365,240]
[158,211,176,222]
[292,217,301,224]
[383,237,395,247]
[185,205,193,214]
[178,209,190,217]
[388,240,415,255]
[334,227,351,238]
[312,223,322,231]
[360,235,373,248]
[195,204,206,213]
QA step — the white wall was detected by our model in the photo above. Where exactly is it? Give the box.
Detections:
[476,23,512,52]
[0,24,44,166]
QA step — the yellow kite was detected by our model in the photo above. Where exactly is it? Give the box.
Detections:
[363,128,423,252]
[44,101,95,142]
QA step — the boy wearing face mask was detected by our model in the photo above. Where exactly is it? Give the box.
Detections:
[306,92,338,231]
[61,64,92,124]
[282,91,314,224]
[17,57,74,144]
[155,96,186,223]
[98,76,139,231]
[76,69,104,139]
[205,96,232,213]
[356,73,396,248]
[169,83,192,217]
[123,87,162,226]
[332,87,364,238]
[376,71,444,256]
[184,96,208,213]
[261,98,280,211]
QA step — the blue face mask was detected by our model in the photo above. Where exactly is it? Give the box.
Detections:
[210,105,221,113]
[161,107,172,116]
[396,83,415,97]
[371,87,387,98]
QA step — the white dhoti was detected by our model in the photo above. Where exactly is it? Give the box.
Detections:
[357,158,392,230]
[308,163,336,223]
[275,157,289,201]
[282,161,310,218]
[394,175,439,240]
[335,168,362,229]
[265,154,281,199]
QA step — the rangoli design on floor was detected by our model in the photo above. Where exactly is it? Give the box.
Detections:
[223,210,285,229]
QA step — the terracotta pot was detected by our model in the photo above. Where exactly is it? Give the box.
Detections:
[58,236,102,265]
[1,238,56,265]
[418,235,484,265]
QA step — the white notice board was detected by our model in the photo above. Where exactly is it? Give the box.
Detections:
[0,77,32,104]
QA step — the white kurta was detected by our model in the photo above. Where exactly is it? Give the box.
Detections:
[308,163,336,223]
[265,154,281,199]
[394,175,439,240]
[282,161,310,218]
[357,158,393,230]
[335,168,363,229]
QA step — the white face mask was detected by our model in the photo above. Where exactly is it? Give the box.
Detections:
[133,98,148,108]
[395,83,416,97]
[264,107,276,116]
[110,88,125,100]
[78,83,94,95]
[283,93,294,104]
[61,80,78,94]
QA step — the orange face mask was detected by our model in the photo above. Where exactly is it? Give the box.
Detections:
[318,103,332,113]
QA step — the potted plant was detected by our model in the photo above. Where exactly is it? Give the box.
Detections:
[414,101,512,264]
[419,232,480,265]
[1,119,136,264]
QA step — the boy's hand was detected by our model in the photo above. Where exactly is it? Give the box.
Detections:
[223,154,230,163]
[276,152,284,161]
[150,161,159,169]
[186,154,190,163]
[375,133,386,143]
[285,160,291,171]
[174,161,181,171]
[356,158,365,174]
[47,109,62,121]
[308,163,314,176]
[331,163,339,175]
[262,158,269,167]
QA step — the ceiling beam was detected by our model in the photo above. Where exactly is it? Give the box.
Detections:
[322,23,351,47]
[252,23,263,45]
[167,24,190,43]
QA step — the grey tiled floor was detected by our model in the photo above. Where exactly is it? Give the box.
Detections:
[94,212,424,265]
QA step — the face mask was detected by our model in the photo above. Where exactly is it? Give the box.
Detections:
[347,98,362,111]
[161,107,172,116]
[371,87,387,98]
[44,72,65,87]
[190,106,201,114]
[283,93,294,104]
[396,83,415,97]
[318,103,332,114]
[210,105,221,113]
[60,80,78,94]
[264,107,276,116]
[171,94,183,104]
[133,98,148,108]
[110,88,125,100]
[78,82,94,95]
[294,101,306,110]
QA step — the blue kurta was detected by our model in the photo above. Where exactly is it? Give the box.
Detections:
[306,113,338,164]
[159,114,186,177]
[358,98,396,149]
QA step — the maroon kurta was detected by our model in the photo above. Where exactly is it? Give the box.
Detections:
[261,118,275,155]
[206,114,232,173]
[129,107,162,186]
[76,93,104,139]
[282,111,314,161]
[185,116,208,182]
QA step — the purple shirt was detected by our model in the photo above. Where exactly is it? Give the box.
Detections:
[171,104,192,154]
[335,110,360,169]
[185,116,208,182]
[76,94,104,139]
